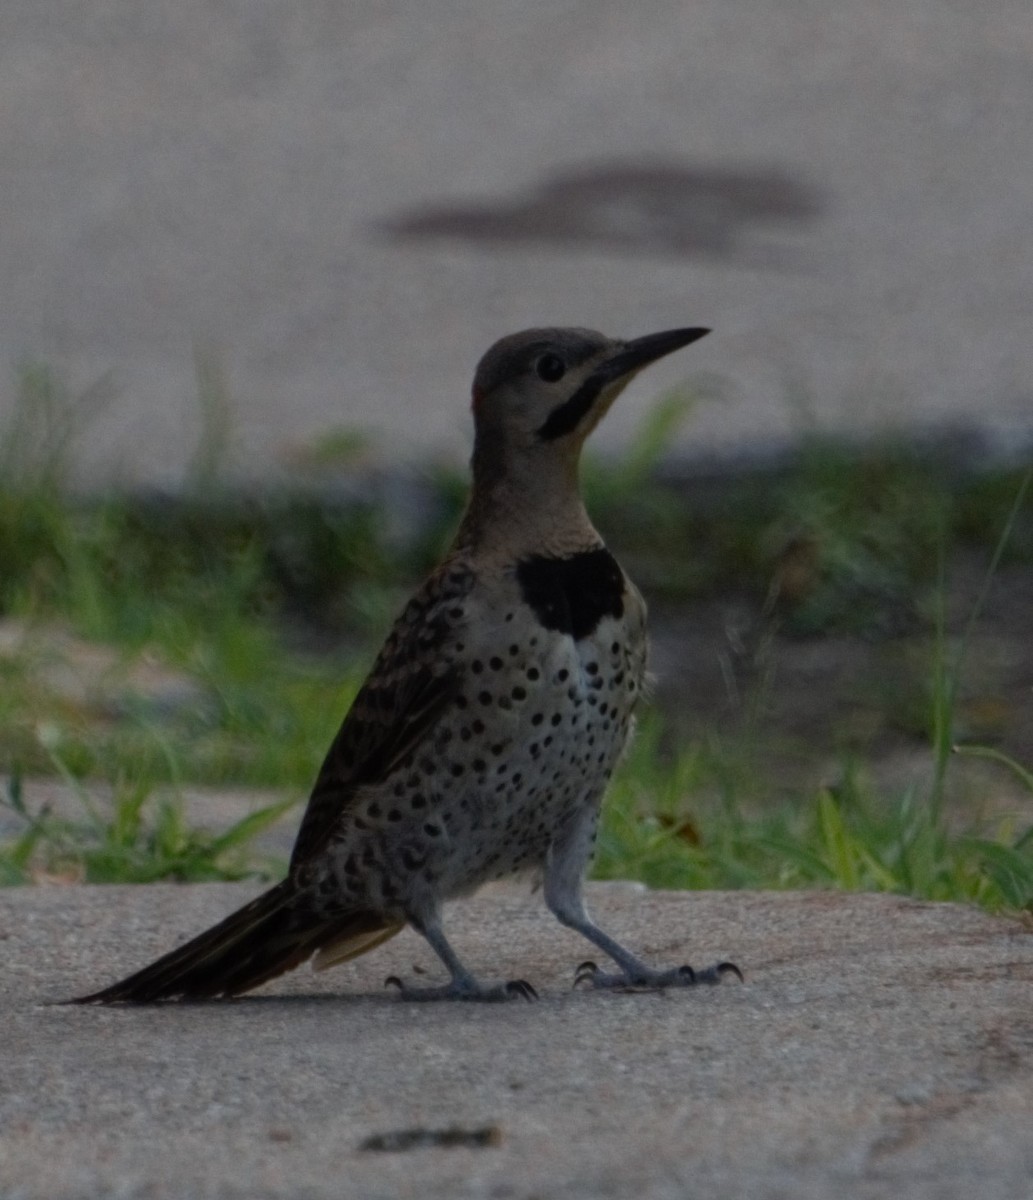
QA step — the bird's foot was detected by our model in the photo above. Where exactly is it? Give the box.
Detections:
[573,959,743,991]
[384,974,537,1002]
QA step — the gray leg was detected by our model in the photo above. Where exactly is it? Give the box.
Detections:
[385,905,537,1002]
[544,807,741,990]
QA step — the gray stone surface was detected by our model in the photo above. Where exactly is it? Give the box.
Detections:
[2,2,1032,487]
[3,882,1032,1197]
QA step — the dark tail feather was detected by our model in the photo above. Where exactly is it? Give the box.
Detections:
[66,882,400,1004]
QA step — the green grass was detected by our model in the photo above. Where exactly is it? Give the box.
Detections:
[595,718,1033,912]
[0,770,293,887]
[1,360,1032,907]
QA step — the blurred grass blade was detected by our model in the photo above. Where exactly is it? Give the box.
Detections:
[817,789,860,889]
[206,796,298,857]
[954,744,1033,796]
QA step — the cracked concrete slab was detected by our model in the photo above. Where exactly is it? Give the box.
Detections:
[3,883,1031,1198]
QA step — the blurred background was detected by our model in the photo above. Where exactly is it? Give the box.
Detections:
[3,0,1033,482]
[1,1,1031,900]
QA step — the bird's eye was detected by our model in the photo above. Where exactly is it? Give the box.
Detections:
[535,353,567,383]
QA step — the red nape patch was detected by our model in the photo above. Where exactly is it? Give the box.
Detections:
[471,385,484,411]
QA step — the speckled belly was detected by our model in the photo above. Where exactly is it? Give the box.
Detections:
[334,611,645,910]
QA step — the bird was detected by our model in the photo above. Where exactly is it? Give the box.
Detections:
[70,324,740,1004]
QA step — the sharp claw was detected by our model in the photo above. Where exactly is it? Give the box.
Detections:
[691,960,744,985]
[573,960,600,988]
[385,974,537,1001]
[676,964,697,984]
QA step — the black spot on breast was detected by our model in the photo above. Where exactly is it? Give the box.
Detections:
[515,548,625,641]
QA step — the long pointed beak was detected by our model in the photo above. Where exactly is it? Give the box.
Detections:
[536,326,710,441]
[598,327,710,383]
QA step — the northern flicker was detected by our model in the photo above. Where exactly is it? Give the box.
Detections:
[71,325,740,1004]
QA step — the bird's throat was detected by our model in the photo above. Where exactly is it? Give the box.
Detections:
[461,446,595,558]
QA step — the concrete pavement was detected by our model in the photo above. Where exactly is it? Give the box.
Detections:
[2,2,1032,487]
[3,882,1032,1197]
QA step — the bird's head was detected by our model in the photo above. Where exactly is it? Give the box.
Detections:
[469,326,709,481]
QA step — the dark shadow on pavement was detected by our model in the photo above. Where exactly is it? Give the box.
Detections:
[379,159,826,269]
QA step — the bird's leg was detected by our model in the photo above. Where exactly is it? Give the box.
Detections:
[384,907,536,1001]
[544,809,742,991]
